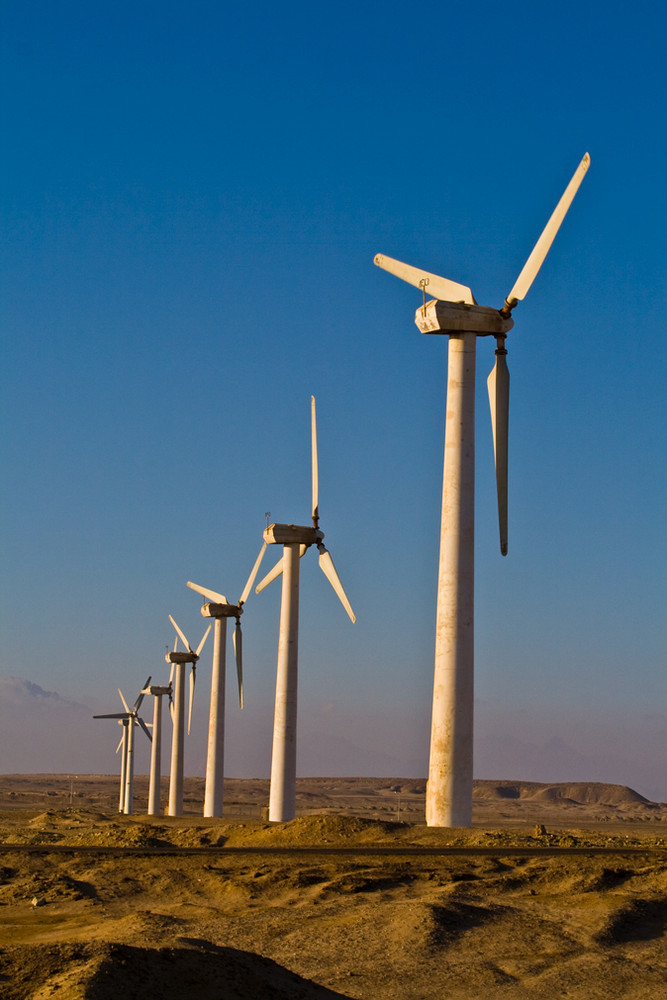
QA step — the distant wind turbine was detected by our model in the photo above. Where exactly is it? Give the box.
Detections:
[142,681,172,816]
[94,677,152,815]
[186,542,268,818]
[165,618,211,817]
[374,152,590,827]
[256,396,356,822]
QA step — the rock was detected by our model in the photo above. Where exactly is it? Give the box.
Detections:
[31,896,46,907]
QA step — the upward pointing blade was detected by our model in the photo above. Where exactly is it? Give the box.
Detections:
[311,395,319,525]
[317,542,356,623]
[195,624,212,658]
[238,542,268,605]
[232,620,244,709]
[487,348,510,556]
[187,581,228,605]
[374,254,476,305]
[169,615,191,653]
[133,676,151,713]
[118,689,130,714]
[507,152,591,306]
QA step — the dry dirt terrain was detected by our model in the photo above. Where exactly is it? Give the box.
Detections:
[0,775,666,999]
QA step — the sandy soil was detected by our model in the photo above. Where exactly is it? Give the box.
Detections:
[0,775,666,998]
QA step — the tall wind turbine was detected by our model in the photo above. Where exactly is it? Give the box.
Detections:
[256,395,356,822]
[94,677,152,815]
[142,681,172,816]
[165,618,211,817]
[374,153,590,827]
[186,543,268,818]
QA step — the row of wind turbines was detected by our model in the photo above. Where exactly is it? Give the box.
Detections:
[95,397,356,821]
[96,153,590,826]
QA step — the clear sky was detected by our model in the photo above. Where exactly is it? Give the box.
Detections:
[1,1,665,801]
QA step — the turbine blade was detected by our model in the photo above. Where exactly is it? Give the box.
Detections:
[168,662,175,686]
[195,624,212,657]
[118,689,130,714]
[187,580,228,604]
[374,253,476,305]
[133,676,151,713]
[311,395,319,524]
[487,349,510,556]
[94,712,129,720]
[169,615,191,653]
[115,734,124,754]
[238,542,268,605]
[507,152,591,305]
[188,665,196,735]
[317,543,356,623]
[233,620,244,709]
[137,716,152,742]
[255,545,308,593]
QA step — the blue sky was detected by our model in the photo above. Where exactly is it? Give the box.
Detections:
[1,1,665,800]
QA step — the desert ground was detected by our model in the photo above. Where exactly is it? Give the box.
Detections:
[0,775,666,999]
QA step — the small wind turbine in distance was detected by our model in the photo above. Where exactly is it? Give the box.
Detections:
[94,677,152,815]
[255,395,356,823]
[165,618,211,817]
[374,152,590,828]
[142,681,172,816]
[186,542,268,818]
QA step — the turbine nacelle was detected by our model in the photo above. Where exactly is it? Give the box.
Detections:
[414,299,514,337]
[200,602,243,619]
[165,650,197,665]
[263,522,322,547]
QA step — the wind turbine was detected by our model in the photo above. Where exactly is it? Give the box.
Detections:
[94,677,152,815]
[142,681,172,816]
[186,543,268,818]
[374,152,590,827]
[256,395,356,822]
[165,618,211,817]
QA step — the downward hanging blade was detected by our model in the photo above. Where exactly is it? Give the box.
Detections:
[373,253,476,305]
[255,545,308,593]
[137,716,152,742]
[311,395,319,526]
[487,346,510,556]
[506,152,590,306]
[232,620,244,709]
[195,624,212,658]
[169,615,191,653]
[317,543,356,623]
[188,664,196,735]
[187,580,228,605]
[115,732,124,754]
[239,542,268,605]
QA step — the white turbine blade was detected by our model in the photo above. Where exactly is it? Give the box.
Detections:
[168,662,175,685]
[118,689,131,714]
[238,542,268,605]
[188,665,195,735]
[169,614,192,653]
[507,152,591,305]
[487,351,510,557]
[233,620,244,709]
[255,545,308,593]
[195,624,212,658]
[317,543,356,623]
[137,716,152,742]
[311,395,319,524]
[115,733,124,754]
[374,253,476,305]
[187,580,228,605]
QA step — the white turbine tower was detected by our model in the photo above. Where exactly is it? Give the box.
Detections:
[142,681,172,816]
[256,395,356,822]
[165,618,211,817]
[186,543,268,818]
[94,677,152,815]
[374,153,590,828]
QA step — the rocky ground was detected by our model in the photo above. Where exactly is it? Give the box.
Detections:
[0,775,666,998]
